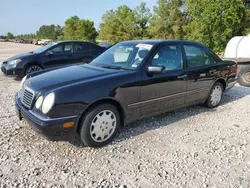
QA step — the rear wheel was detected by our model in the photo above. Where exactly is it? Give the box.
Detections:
[25,65,43,75]
[79,104,120,147]
[205,82,224,108]
[238,67,250,87]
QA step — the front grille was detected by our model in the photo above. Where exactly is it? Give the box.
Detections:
[21,87,35,109]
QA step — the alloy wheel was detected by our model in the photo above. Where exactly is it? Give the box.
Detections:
[210,85,222,106]
[90,110,117,142]
[27,65,42,74]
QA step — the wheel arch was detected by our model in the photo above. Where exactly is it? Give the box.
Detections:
[76,98,126,134]
[24,62,44,72]
[215,78,226,91]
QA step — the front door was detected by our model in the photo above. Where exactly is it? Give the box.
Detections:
[183,44,218,104]
[43,43,74,68]
[139,44,187,117]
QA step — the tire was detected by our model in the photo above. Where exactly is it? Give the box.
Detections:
[25,65,43,75]
[205,82,224,108]
[79,104,120,147]
[238,66,250,87]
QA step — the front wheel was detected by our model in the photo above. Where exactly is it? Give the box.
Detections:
[205,82,224,108]
[25,65,43,75]
[80,104,120,147]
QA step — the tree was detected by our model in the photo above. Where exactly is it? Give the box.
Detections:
[243,0,250,34]
[6,32,14,39]
[134,2,152,39]
[64,16,80,40]
[148,0,184,40]
[75,19,98,41]
[63,16,97,41]
[36,24,62,40]
[184,0,246,52]
[98,5,138,43]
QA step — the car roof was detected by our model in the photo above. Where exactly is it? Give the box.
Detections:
[120,40,204,46]
[56,40,97,44]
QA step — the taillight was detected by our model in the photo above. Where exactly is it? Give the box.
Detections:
[231,64,238,73]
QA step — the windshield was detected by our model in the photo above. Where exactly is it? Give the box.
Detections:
[33,43,56,54]
[90,42,154,70]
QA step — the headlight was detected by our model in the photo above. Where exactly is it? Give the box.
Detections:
[20,76,27,89]
[42,93,55,114]
[35,96,43,109]
[8,59,22,66]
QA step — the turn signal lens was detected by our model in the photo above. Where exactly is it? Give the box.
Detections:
[63,122,74,128]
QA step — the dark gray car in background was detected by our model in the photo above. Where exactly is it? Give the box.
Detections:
[1,41,106,78]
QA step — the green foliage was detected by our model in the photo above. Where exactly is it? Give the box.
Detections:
[6,32,14,39]
[184,0,246,52]
[63,16,98,41]
[148,0,184,39]
[16,33,36,40]
[64,16,80,40]
[134,2,152,39]
[98,3,151,43]
[75,19,98,41]
[36,24,63,40]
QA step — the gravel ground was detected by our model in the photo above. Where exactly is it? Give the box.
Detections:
[0,43,250,188]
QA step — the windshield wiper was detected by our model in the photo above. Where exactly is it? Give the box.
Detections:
[101,65,133,70]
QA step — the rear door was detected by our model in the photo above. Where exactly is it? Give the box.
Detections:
[73,42,92,63]
[183,44,219,104]
[73,42,103,63]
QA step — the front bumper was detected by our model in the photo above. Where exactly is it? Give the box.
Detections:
[15,94,78,141]
[1,63,23,77]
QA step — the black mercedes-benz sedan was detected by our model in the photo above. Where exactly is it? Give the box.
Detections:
[15,40,237,147]
[1,41,106,78]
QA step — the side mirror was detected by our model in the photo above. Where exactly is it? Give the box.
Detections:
[46,51,53,56]
[148,66,165,74]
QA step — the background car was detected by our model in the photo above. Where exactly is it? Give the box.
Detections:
[15,40,237,147]
[1,41,106,78]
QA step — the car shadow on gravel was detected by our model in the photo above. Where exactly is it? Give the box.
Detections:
[113,85,250,144]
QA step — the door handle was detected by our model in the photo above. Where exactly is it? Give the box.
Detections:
[209,70,217,75]
[177,75,187,79]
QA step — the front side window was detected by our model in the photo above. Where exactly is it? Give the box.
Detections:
[33,43,56,54]
[50,43,73,54]
[90,42,154,70]
[50,45,62,53]
[184,45,215,68]
[151,45,182,70]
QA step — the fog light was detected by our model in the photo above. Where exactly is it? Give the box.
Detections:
[63,122,74,128]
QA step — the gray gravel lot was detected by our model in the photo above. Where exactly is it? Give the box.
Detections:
[0,43,250,188]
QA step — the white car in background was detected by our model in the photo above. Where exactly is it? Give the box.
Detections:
[38,39,52,45]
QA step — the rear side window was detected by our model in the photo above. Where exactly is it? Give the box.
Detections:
[75,43,90,52]
[184,45,215,68]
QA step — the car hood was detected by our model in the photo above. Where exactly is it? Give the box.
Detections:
[5,52,34,62]
[26,64,123,91]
